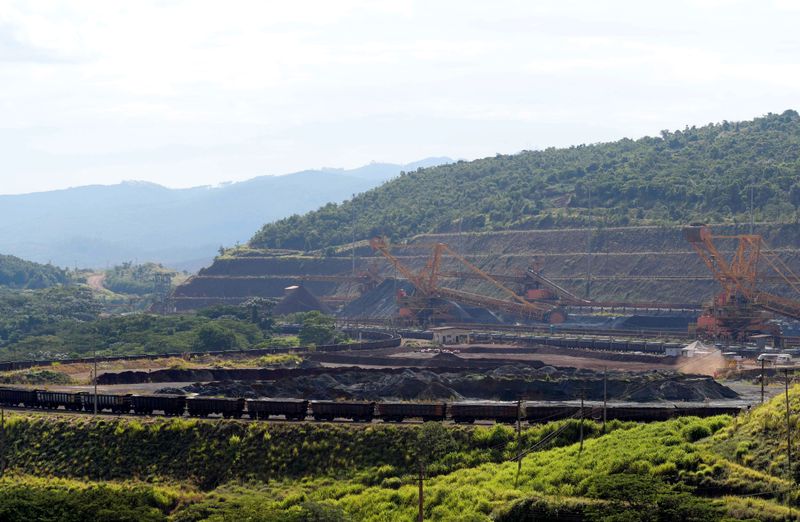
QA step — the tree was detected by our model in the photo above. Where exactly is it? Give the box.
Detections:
[584,473,718,522]
[298,312,339,346]
[192,323,238,351]
[242,297,275,332]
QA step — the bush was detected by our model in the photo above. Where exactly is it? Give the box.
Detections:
[684,423,712,443]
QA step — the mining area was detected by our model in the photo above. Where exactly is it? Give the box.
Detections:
[126,223,800,412]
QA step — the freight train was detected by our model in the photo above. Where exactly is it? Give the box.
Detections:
[0,387,743,424]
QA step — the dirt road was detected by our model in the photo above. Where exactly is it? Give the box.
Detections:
[87,273,106,291]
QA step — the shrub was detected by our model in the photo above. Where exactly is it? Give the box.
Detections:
[684,423,712,443]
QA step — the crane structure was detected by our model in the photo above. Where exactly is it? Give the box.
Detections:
[683,224,800,341]
[369,237,567,324]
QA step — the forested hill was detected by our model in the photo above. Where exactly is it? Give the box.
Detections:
[0,254,69,289]
[251,110,800,251]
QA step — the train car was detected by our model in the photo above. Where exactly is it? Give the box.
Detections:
[80,393,131,414]
[524,404,579,423]
[246,398,308,420]
[593,338,612,350]
[674,405,743,418]
[0,387,37,407]
[612,338,629,350]
[310,401,375,422]
[130,394,186,416]
[35,390,82,411]
[186,397,245,418]
[627,340,648,352]
[377,402,447,422]
[450,401,519,424]
[645,341,665,353]
[604,405,674,422]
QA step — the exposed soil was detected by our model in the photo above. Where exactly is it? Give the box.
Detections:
[87,273,106,291]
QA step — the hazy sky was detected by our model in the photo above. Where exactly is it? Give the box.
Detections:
[1,1,799,195]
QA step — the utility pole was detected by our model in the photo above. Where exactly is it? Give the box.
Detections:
[1,403,4,475]
[785,369,792,480]
[603,367,608,433]
[515,398,522,488]
[761,358,766,405]
[351,194,356,276]
[579,389,585,454]
[418,460,424,522]
[749,182,755,235]
[585,186,592,300]
[93,346,98,416]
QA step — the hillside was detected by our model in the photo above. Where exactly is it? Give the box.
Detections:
[710,380,800,480]
[251,110,800,251]
[173,222,800,310]
[1,410,796,520]
[0,158,449,270]
[0,254,69,289]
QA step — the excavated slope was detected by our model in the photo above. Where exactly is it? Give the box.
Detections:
[171,223,800,311]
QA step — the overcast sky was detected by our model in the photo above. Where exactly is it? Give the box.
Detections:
[1,1,799,195]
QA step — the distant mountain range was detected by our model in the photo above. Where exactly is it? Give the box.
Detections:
[0,158,451,271]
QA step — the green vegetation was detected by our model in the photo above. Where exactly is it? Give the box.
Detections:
[710,378,800,480]
[0,254,69,289]
[0,286,101,357]
[252,353,302,367]
[0,413,613,490]
[0,312,272,361]
[296,311,347,346]
[251,110,800,250]
[0,287,346,360]
[198,298,275,333]
[0,369,72,385]
[0,476,178,522]
[103,262,176,296]
[3,410,797,521]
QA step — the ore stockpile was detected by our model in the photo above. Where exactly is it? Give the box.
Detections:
[151,366,738,403]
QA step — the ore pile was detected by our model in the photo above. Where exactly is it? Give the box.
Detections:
[175,366,738,402]
[338,278,502,322]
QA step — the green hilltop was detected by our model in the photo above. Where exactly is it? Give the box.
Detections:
[0,254,69,289]
[251,110,800,251]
